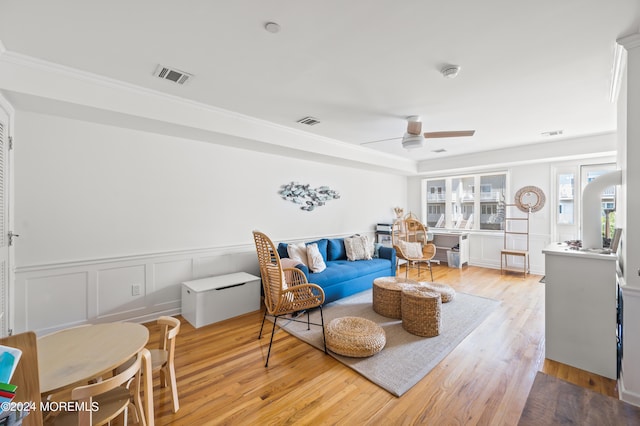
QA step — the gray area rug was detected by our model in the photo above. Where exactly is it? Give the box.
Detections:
[272,288,500,396]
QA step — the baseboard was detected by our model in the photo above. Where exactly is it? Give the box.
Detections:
[618,374,640,407]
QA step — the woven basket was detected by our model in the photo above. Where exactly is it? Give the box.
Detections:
[372,276,419,319]
[401,286,442,337]
[420,282,456,303]
[326,316,386,357]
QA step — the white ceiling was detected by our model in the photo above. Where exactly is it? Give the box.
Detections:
[0,0,639,161]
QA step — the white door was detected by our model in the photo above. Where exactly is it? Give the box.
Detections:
[0,104,12,336]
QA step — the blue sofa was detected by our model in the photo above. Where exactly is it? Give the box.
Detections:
[277,237,396,304]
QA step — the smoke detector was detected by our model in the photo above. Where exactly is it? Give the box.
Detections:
[441,65,461,79]
[153,65,193,85]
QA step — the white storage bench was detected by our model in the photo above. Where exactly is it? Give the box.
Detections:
[181,272,261,328]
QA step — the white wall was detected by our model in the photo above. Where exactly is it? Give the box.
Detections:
[13,111,406,333]
[618,32,640,407]
[406,151,615,275]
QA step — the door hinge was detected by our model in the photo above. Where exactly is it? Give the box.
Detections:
[8,329,13,336]
[8,136,13,150]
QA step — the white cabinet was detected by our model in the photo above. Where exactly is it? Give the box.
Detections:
[431,232,469,269]
[543,243,618,379]
[181,272,261,328]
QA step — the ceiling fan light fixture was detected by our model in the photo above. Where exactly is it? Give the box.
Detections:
[441,65,461,79]
[402,133,424,149]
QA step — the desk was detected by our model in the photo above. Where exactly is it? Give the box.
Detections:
[38,322,149,395]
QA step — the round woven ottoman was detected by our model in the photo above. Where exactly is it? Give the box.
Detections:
[401,286,442,337]
[325,316,386,357]
[420,282,456,303]
[373,276,420,319]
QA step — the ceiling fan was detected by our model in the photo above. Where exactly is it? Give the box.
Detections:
[401,115,475,149]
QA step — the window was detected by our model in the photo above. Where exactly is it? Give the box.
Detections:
[423,172,507,230]
[558,173,575,225]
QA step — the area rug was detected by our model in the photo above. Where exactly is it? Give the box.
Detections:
[272,288,500,396]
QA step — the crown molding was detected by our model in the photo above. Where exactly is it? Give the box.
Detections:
[610,42,626,103]
[0,49,416,175]
[618,32,640,50]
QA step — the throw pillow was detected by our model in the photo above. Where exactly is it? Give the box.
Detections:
[400,240,423,258]
[344,235,373,261]
[280,258,301,269]
[372,243,383,258]
[287,242,309,267]
[306,243,327,273]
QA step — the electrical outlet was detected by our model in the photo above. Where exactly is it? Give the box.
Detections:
[131,284,141,296]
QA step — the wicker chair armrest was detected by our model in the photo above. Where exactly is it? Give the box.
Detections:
[283,267,308,286]
[277,283,326,312]
[422,243,437,260]
[284,282,325,301]
[393,244,411,261]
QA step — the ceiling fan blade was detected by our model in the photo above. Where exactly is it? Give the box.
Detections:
[406,120,422,135]
[424,130,475,139]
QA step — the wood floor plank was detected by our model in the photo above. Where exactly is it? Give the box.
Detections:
[134,264,622,425]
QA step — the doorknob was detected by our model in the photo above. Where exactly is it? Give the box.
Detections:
[8,231,19,246]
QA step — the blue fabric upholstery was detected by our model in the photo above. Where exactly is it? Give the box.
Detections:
[327,238,347,261]
[278,237,396,304]
[277,238,329,261]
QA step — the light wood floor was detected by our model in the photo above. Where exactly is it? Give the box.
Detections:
[143,264,618,425]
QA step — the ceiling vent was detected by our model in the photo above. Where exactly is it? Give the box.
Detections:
[153,65,193,85]
[541,130,564,137]
[296,116,321,126]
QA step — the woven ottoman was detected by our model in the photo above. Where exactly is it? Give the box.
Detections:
[325,316,386,357]
[401,286,442,337]
[420,282,456,303]
[373,276,420,319]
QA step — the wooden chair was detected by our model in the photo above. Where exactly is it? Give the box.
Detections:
[392,215,436,281]
[151,316,180,413]
[115,316,180,414]
[252,230,327,367]
[46,348,151,426]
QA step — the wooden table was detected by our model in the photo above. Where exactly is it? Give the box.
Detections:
[38,322,154,424]
[38,322,149,394]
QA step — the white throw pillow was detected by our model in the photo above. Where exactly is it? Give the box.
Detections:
[306,243,327,273]
[400,240,423,258]
[287,242,309,267]
[344,235,373,261]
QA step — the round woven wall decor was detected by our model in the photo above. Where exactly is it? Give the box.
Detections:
[515,186,546,213]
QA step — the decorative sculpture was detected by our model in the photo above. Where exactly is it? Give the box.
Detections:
[279,182,340,211]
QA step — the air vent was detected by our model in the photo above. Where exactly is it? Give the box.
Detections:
[153,65,193,85]
[541,130,563,137]
[296,116,321,126]
[431,148,447,153]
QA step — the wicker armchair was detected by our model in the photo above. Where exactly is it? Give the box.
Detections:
[392,215,436,281]
[252,230,327,367]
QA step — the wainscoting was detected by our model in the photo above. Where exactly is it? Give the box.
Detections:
[467,232,550,275]
[14,231,549,335]
[14,244,260,335]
